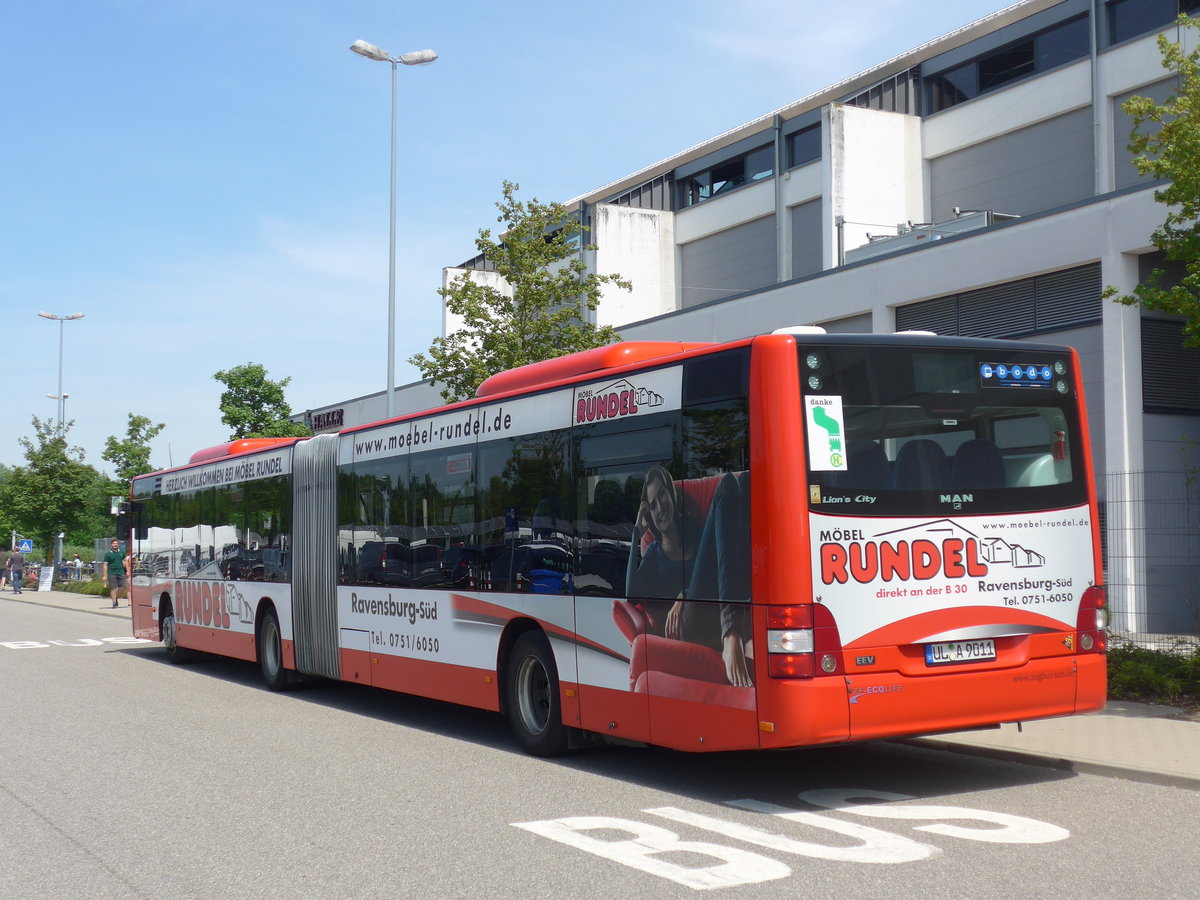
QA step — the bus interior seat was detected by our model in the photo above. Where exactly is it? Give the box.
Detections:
[831,439,891,490]
[951,439,1007,489]
[1015,452,1056,487]
[892,439,951,491]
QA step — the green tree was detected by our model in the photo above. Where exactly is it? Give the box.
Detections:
[74,468,124,546]
[410,181,631,403]
[0,464,13,546]
[102,413,165,482]
[0,418,104,561]
[1107,16,1200,344]
[213,363,311,439]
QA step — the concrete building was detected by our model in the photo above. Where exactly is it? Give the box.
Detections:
[296,0,1200,635]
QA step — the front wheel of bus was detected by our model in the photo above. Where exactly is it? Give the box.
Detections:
[258,609,291,692]
[506,631,567,757]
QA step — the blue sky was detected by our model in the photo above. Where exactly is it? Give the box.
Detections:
[1,0,1013,473]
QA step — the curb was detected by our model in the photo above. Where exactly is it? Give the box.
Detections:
[900,736,1200,792]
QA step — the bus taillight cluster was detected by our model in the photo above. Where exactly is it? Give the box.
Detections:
[766,604,845,678]
[1075,585,1107,654]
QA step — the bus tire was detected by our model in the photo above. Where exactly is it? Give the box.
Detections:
[506,631,568,757]
[257,608,291,692]
[161,605,191,664]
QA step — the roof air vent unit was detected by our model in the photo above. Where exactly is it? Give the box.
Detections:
[772,325,828,335]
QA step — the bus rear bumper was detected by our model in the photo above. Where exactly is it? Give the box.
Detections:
[844,655,1105,742]
[757,654,1106,748]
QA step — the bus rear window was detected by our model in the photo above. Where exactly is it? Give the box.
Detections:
[799,344,1086,515]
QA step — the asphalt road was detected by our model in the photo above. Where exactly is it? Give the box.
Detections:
[2,598,1197,899]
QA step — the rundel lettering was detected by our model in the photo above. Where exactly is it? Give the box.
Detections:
[174,579,232,629]
[820,538,988,585]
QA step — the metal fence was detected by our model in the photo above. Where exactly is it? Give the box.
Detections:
[1103,470,1200,648]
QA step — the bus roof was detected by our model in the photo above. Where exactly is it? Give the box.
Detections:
[188,437,305,464]
[474,341,712,398]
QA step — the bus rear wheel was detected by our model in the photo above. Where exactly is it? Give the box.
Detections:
[161,606,190,664]
[258,609,292,691]
[506,631,567,757]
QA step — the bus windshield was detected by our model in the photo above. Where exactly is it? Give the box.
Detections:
[799,342,1087,516]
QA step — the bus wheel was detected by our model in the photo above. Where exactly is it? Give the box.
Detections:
[506,631,567,757]
[258,609,291,692]
[161,607,190,664]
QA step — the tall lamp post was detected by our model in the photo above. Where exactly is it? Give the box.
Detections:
[46,392,70,422]
[349,38,438,420]
[37,311,85,430]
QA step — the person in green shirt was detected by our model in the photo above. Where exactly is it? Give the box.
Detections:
[102,539,127,609]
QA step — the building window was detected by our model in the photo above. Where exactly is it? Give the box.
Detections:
[978,40,1036,91]
[678,145,774,208]
[787,124,821,168]
[926,14,1090,114]
[842,69,921,115]
[1107,0,1200,46]
[1038,14,1090,69]
[929,62,976,111]
[609,173,673,211]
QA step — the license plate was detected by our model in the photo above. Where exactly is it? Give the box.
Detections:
[925,638,996,666]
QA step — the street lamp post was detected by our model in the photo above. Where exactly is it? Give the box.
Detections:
[46,392,70,422]
[37,311,85,430]
[349,39,437,420]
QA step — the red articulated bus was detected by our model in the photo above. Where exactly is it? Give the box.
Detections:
[129,328,1106,755]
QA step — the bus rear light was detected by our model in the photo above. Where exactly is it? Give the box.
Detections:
[767,629,814,654]
[768,653,815,678]
[767,605,812,630]
[1076,585,1107,654]
[766,604,844,678]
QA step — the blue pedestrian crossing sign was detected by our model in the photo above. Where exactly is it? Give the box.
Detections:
[17,539,33,553]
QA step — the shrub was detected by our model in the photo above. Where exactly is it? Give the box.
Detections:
[1107,640,1200,705]
[55,578,110,596]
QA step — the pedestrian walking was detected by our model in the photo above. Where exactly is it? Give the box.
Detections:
[102,539,125,608]
[8,547,25,594]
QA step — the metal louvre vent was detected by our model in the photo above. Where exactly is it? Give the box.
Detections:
[1035,264,1101,331]
[958,280,1035,338]
[895,295,957,333]
[291,434,341,679]
[894,264,1101,338]
[1141,318,1200,413]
